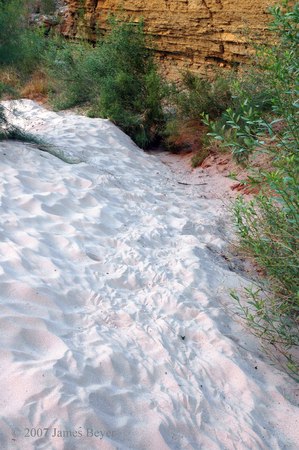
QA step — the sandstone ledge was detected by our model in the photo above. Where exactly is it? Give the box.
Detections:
[61,0,276,79]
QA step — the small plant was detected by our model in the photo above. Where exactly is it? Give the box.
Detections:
[231,287,299,381]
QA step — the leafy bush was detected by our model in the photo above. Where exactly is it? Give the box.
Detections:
[231,68,275,113]
[201,70,278,164]
[90,20,165,148]
[173,71,233,121]
[165,58,276,160]
[47,19,166,148]
[46,39,94,108]
[204,100,267,164]
[163,71,234,158]
[0,0,46,76]
[208,0,299,377]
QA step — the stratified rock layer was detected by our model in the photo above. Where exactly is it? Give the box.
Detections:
[62,0,275,78]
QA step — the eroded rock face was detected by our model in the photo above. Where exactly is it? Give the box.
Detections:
[29,1,67,33]
[61,0,275,78]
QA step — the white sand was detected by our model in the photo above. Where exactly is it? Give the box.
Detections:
[0,100,298,450]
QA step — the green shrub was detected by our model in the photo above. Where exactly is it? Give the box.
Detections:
[46,39,95,109]
[0,0,47,76]
[207,0,299,378]
[163,71,234,158]
[231,69,275,113]
[47,19,166,148]
[174,71,233,121]
[91,20,165,147]
[167,64,275,160]
[204,100,267,164]
[202,70,278,164]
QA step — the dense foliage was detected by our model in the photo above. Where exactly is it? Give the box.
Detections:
[0,0,46,74]
[207,0,299,378]
[47,19,166,148]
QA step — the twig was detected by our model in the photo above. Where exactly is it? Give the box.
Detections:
[177,181,208,186]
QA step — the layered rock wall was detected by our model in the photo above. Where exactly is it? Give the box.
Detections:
[61,0,275,78]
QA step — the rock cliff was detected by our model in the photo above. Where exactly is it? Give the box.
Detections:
[61,0,275,78]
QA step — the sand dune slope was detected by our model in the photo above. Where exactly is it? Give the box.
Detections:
[0,100,298,450]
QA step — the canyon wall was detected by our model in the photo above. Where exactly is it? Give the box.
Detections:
[61,0,275,78]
